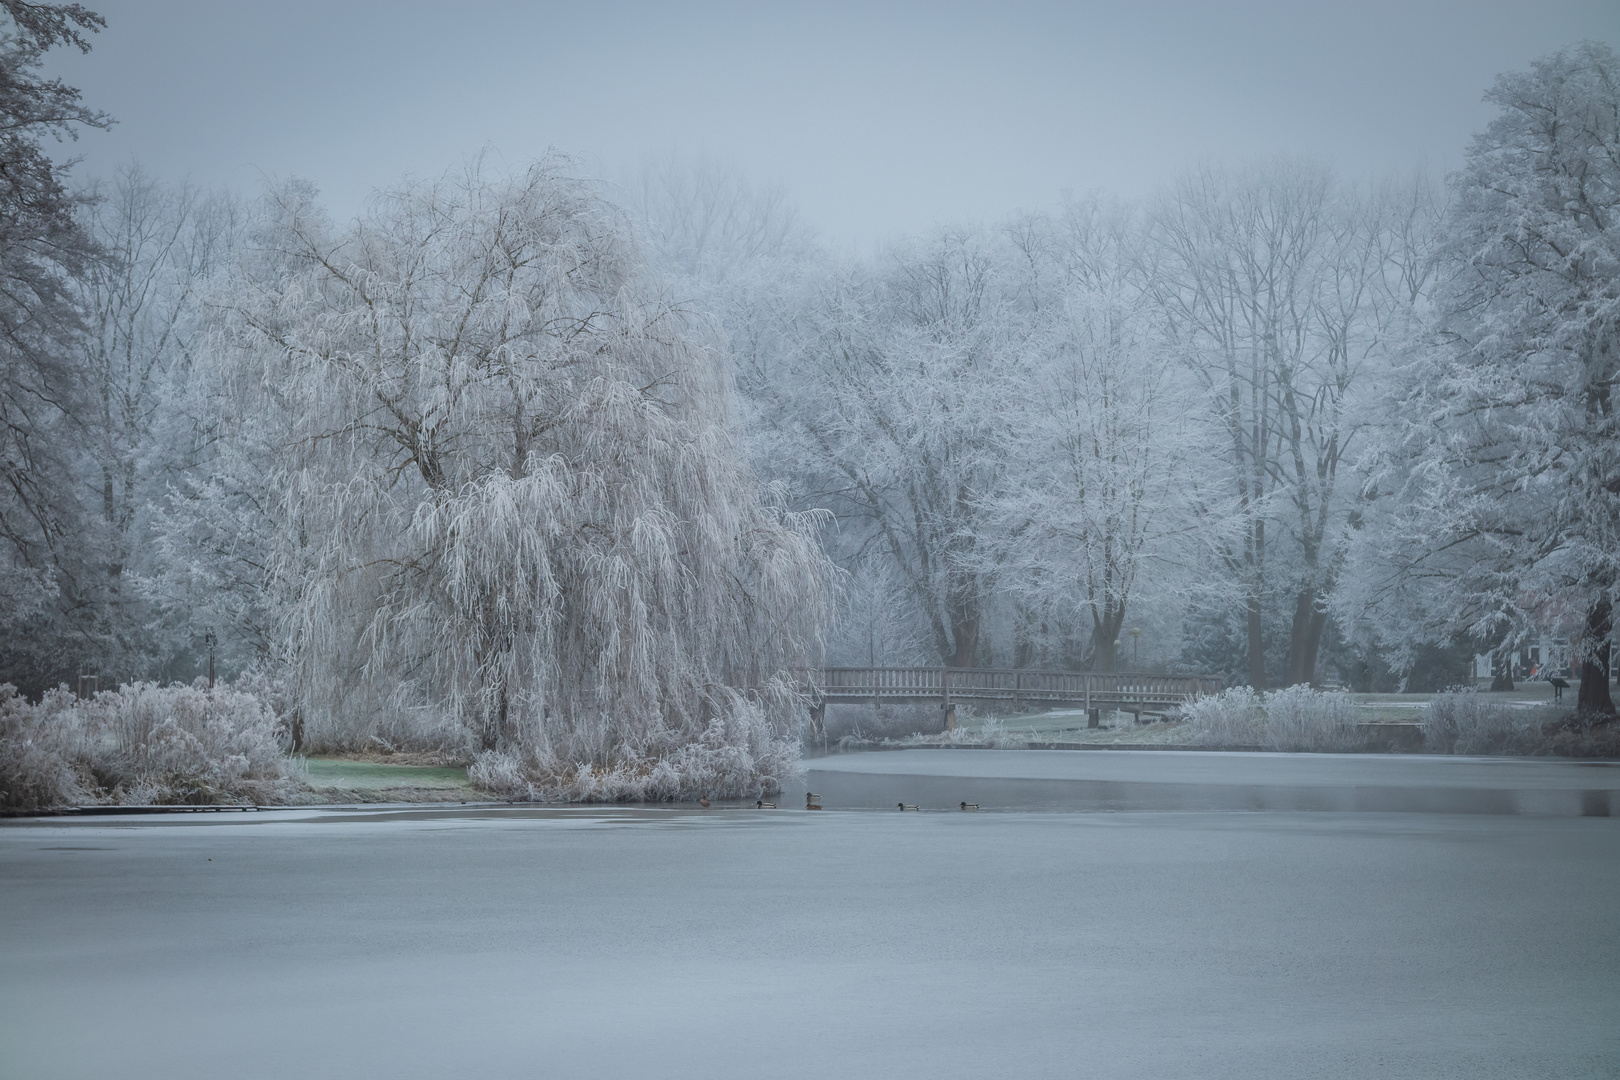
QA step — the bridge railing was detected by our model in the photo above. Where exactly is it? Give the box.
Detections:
[810,667,1219,708]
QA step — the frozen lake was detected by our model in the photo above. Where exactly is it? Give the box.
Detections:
[3,751,1619,1079]
[806,747,1620,815]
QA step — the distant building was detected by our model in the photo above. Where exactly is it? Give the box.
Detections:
[1474,635,1576,684]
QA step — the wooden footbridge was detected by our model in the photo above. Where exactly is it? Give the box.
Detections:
[807,667,1220,733]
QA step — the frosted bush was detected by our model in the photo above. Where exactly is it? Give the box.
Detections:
[470,692,799,802]
[1423,690,1547,755]
[85,682,293,804]
[1182,687,1264,747]
[0,682,295,809]
[1260,685,1362,752]
[823,702,944,743]
[1183,685,1361,751]
[897,712,1030,749]
[0,685,93,809]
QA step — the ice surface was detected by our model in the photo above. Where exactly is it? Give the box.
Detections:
[806,748,1620,814]
[2,754,1618,1079]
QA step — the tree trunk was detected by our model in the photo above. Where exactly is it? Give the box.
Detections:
[1489,649,1514,692]
[1246,593,1266,690]
[1577,597,1614,716]
[482,680,510,752]
[1286,588,1329,686]
[946,610,979,668]
[1286,590,1312,685]
[1091,601,1126,673]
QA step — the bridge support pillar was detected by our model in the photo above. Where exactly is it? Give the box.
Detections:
[942,703,956,731]
[1087,708,1101,729]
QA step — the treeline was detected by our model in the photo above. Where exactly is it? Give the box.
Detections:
[662,161,1434,692]
[650,40,1620,711]
[4,0,1619,786]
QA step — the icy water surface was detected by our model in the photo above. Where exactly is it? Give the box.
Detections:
[807,748,1620,814]
[3,753,1619,1079]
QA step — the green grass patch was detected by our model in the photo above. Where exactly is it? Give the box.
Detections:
[303,758,473,791]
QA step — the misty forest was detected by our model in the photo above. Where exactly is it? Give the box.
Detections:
[4,3,1620,808]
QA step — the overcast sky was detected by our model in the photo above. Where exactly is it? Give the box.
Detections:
[44,0,1620,247]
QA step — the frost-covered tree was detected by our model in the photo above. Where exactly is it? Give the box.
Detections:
[218,159,830,792]
[1377,42,1620,714]
[74,168,240,680]
[0,0,109,693]
[993,200,1194,671]
[777,230,1024,668]
[624,153,809,285]
[1151,163,1389,687]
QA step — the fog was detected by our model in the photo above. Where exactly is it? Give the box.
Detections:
[44,0,1620,244]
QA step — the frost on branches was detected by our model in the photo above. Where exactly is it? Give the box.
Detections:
[1378,43,1620,714]
[225,160,830,798]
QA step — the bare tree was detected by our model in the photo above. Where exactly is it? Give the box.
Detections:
[1151,162,1382,687]
[72,167,238,677]
[779,229,1023,668]
[995,199,1193,671]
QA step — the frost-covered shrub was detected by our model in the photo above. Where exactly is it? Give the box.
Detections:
[822,702,945,742]
[1182,687,1264,747]
[83,682,293,804]
[889,712,1032,749]
[1260,685,1362,751]
[0,685,93,809]
[0,682,295,809]
[469,691,799,802]
[1423,690,1547,755]
[1183,685,1361,751]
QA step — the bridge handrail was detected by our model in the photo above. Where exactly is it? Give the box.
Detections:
[805,666,1220,702]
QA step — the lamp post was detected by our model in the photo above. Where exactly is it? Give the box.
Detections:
[1130,626,1141,669]
[204,630,216,690]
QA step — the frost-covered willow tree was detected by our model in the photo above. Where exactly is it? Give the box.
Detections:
[1376,42,1620,714]
[221,160,830,793]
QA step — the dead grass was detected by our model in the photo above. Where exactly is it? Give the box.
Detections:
[1539,714,1620,758]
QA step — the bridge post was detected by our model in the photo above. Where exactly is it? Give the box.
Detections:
[809,702,825,738]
